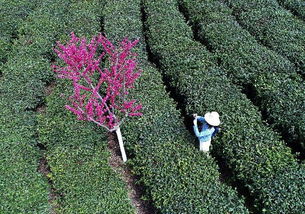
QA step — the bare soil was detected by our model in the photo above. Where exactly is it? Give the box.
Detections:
[45,81,56,96]
[36,80,59,213]
[38,156,59,214]
[36,81,56,113]
[107,133,157,214]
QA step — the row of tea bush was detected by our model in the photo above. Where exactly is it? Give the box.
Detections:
[179,0,305,151]
[0,0,134,212]
[225,0,305,76]
[37,0,135,213]
[0,0,41,64]
[277,0,305,21]
[103,0,249,213]
[144,0,305,212]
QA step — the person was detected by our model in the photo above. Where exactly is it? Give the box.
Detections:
[193,112,221,154]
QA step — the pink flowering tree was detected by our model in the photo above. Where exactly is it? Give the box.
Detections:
[52,32,143,162]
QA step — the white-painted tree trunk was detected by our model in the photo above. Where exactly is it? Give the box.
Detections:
[115,126,127,162]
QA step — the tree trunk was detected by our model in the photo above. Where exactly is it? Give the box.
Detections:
[115,126,127,162]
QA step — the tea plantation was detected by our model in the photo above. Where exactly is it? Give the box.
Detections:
[1,0,304,213]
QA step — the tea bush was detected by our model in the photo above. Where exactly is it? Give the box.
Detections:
[179,0,305,150]
[37,0,135,212]
[0,0,72,112]
[0,106,50,213]
[39,79,135,213]
[0,0,70,212]
[0,0,41,63]
[144,0,305,212]
[277,0,305,21]
[225,0,305,76]
[103,0,249,213]
[1,0,133,212]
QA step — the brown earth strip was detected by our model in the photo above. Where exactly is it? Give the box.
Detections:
[108,132,157,214]
[37,80,59,214]
[37,156,59,214]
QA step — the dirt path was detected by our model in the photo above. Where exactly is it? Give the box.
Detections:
[37,156,59,214]
[107,133,157,214]
[37,81,59,214]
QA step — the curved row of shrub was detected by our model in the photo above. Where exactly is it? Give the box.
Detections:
[0,0,41,64]
[102,0,249,213]
[143,0,305,213]
[1,0,134,212]
[179,0,305,151]
[0,0,72,212]
[0,0,73,112]
[225,0,305,76]
[277,0,305,21]
[0,108,50,213]
[39,81,135,213]
[37,0,136,212]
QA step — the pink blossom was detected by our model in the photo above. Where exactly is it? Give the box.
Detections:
[52,33,143,131]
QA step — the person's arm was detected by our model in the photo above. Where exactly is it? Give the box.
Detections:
[193,125,200,137]
[196,116,205,123]
[193,116,209,137]
[193,118,200,137]
[212,127,220,137]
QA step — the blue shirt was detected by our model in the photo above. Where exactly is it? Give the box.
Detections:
[193,116,219,142]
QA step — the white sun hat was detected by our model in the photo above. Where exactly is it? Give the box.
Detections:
[204,111,221,126]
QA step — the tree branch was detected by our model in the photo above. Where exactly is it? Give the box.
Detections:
[77,106,111,131]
